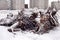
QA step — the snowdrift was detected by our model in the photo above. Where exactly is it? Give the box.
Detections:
[0,10,60,40]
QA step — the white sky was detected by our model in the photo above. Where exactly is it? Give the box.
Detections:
[25,0,30,8]
[25,0,29,4]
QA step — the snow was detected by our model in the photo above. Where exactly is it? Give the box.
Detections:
[0,26,13,40]
[0,10,60,40]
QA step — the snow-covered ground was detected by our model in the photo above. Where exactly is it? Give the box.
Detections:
[0,10,60,40]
